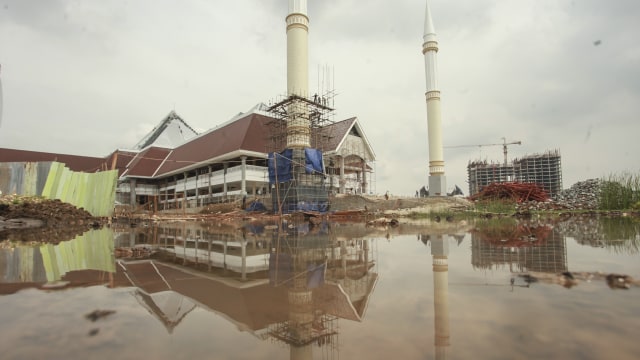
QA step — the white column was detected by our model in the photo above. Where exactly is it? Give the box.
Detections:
[286,0,310,149]
[223,162,228,196]
[423,0,447,196]
[339,156,345,194]
[241,156,247,195]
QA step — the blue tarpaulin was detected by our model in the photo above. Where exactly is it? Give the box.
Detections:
[307,263,326,288]
[245,201,267,212]
[268,149,293,184]
[304,148,324,174]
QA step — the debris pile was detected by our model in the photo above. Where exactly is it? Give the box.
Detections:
[471,182,549,202]
[0,195,98,226]
[555,179,602,209]
[516,179,602,211]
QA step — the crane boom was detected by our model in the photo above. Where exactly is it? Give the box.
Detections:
[444,138,522,165]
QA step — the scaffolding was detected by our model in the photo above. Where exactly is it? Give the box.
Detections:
[266,93,336,154]
[467,161,514,197]
[471,226,568,274]
[467,149,562,198]
[266,92,337,213]
[513,149,563,198]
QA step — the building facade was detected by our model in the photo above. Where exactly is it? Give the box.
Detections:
[467,150,562,198]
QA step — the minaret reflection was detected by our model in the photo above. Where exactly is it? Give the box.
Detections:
[269,220,377,360]
[420,233,450,359]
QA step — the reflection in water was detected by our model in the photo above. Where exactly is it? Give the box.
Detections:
[470,219,568,274]
[113,220,379,360]
[431,235,450,360]
[0,228,114,287]
[0,217,638,358]
[418,232,452,360]
[555,216,640,253]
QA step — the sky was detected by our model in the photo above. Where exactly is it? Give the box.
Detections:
[1,0,639,196]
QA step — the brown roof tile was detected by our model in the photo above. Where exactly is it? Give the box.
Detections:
[0,147,107,172]
[317,117,357,152]
[122,147,172,178]
[155,113,274,176]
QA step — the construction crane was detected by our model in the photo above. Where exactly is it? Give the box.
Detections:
[445,137,522,165]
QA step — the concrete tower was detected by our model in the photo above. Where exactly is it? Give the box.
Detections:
[423,1,447,196]
[286,0,310,149]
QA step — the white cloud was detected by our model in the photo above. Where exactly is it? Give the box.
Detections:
[0,0,638,195]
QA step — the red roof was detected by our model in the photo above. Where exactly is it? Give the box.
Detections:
[121,147,172,178]
[0,147,107,172]
[156,113,273,176]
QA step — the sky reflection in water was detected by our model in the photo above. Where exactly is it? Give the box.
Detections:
[0,217,639,360]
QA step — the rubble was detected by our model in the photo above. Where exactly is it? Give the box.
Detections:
[516,179,602,212]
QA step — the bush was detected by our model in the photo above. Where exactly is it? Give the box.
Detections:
[599,172,640,210]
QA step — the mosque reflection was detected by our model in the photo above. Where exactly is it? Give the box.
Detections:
[117,219,380,359]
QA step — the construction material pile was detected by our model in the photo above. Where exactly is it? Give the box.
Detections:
[471,182,549,203]
[517,179,602,211]
[555,179,602,209]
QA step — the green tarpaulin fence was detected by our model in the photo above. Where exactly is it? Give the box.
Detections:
[1,161,118,217]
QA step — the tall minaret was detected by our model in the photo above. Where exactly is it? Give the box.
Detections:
[422,1,447,196]
[286,0,310,149]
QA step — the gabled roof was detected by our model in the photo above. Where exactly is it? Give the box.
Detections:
[320,117,376,161]
[155,113,273,177]
[120,146,172,178]
[317,117,357,151]
[133,111,198,150]
[104,149,140,176]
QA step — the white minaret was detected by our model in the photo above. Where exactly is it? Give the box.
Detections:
[423,1,447,195]
[286,0,310,149]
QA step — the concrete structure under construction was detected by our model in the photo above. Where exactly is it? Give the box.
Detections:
[467,149,563,198]
[267,0,334,213]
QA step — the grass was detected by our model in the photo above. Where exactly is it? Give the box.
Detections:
[472,199,518,214]
[599,172,640,210]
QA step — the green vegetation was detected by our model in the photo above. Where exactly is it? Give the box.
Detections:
[472,199,517,214]
[599,172,640,210]
[598,217,640,254]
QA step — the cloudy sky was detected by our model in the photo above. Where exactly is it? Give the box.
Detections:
[1,0,638,196]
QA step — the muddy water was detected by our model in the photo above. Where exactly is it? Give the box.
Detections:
[0,216,639,360]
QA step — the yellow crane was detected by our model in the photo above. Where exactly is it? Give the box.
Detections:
[445,137,522,165]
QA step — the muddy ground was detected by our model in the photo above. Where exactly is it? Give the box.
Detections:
[0,195,106,243]
[1,194,473,242]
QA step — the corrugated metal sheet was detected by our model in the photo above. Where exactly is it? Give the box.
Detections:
[0,161,118,217]
[0,162,52,196]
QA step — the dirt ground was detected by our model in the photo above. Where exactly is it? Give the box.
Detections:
[0,195,105,243]
[1,194,473,242]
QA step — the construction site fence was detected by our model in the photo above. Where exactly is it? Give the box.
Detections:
[0,161,118,217]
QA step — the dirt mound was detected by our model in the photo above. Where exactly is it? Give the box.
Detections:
[0,196,96,224]
[0,196,104,242]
